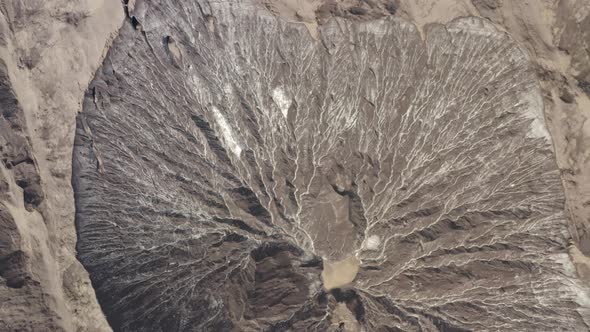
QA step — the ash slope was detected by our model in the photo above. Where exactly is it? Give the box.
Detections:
[72,0,589,331]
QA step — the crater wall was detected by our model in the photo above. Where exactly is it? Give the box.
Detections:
[72,1,589,330]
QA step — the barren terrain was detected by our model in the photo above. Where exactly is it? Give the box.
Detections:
[1,0,589,331]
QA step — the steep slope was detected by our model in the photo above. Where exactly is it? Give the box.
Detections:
[263,0,590,288]
[0,1,122,330]
[72,0,589,331]
[1,0,589,331]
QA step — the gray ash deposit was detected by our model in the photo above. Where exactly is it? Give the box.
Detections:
[71,1,589,330]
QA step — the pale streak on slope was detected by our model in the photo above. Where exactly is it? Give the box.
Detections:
[211,106,243,157]
[272,86,292,118]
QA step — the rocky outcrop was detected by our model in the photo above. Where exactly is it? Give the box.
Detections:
[72,0,589,330]
[0,1,122,331]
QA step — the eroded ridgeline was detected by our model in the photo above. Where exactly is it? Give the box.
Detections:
[72,0,589,331]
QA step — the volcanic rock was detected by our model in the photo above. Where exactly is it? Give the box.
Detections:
[1,0,590,331]
[71,1,590,330]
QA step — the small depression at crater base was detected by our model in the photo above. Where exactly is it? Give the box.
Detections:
[322,256,361,290]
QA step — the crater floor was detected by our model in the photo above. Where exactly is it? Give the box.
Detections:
[72,0,589,330]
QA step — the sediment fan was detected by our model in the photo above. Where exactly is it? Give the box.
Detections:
[72,0,588,330]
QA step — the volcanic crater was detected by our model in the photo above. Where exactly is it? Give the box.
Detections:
[71,0,589,331]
